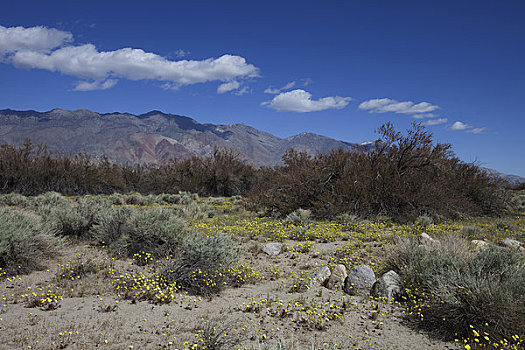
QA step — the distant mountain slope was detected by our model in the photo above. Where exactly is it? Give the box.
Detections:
[0,108,359,167]
[481,167,525,186]
[1,108,523,184]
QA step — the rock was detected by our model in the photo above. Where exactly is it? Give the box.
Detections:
[418,232,437,246]
[501,238,522,250]
[472,239,490,250]
[326,264,347,290]
[308,266,331,288]
[262,242,282,256]
[371,270,403,301]
[344,265,376,296]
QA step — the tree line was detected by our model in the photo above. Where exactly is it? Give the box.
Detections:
[0,123,508,221]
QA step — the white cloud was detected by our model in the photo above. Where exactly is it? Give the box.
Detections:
[262,89,351,112]
[217,80,240,94]
[0,25,259,91]
[412,113,438,119]
[468,127,487,134]
[174,49,190,58]
[359,98,439,115]
[73,79,118,91]
[450,121,471,131]
[421,118,448,126]
[264,81,296,94]
[0,25,72,55]
[233,86,250,96]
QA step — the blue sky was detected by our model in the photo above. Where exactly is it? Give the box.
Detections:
[1,0,524,176]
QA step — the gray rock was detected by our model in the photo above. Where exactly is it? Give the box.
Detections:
[501,238,525,253]
[344,265,376,296]
[308,266,331,288]
[371,270,403,301]
[262,242,283,256]
[472,239,490,250]
[501,238,521,249]
[326,264,347,290]
[418,232,437,246]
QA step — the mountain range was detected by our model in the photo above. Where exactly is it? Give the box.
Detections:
[0,108,359,167]
[0,108,523,185]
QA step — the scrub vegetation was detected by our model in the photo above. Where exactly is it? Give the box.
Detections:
[0,124,523,349]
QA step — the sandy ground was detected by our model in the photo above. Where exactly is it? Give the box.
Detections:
[0,241,461,350]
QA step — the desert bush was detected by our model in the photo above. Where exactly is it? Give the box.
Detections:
[248,123,506,222]
[416,215,433,227]
[192,320,239,350]
[389,236,525,344]
[495,219,511,230]
[509,192,525,213]
[160,233,238,295]
[44,196,112,238]
[93,207,187,262]
[124,192,154,206]
[334,213,359,223]
[0,192,28,206]
[284,208,311,224]
[91,206,134,248]
[107,193,125,205]
[461,225,482,238]
[155,193,180,204]
[0,208,56,274]
[125,208,187,261]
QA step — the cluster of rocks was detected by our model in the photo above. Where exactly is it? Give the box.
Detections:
[261,232,524,301]
[470,236,524,253]
[306,263,403,301]
[261,242,401,300]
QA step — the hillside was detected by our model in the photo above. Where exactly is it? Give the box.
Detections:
[0,108,358,167]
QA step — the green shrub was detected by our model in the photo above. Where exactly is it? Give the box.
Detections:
[495,219,511,230]
[389,236,525,345]
[0,208,56,274]
[461,225,482,238]
[126,208,187,262]
[284,208,311,224]
[0,193,28,207]
[45,196,112,238]
[179,191,196,205]
[156,193,180,204]
[91,206,134,251]
[509,192,525,213]
[160,233,238,295]
[124,192,155,206]
[107,193,125,205]
[416,215,433,227]
[92,207,187,262]
[334,213,359,223]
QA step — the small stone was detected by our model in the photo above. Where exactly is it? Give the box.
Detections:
[344,265,376,296]
[501,238,522,250]
[472,240,489,250]
[262,242,282,256]
[326,264,347,290]
[308,266,331,288]
[418,232,437,246]
[371,270,403,301]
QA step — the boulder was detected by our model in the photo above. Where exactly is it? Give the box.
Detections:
[501,238,525,253]
[418,232,437,246]
[371,270,403,301]
[501,238,521,249]
[472,239,490,250]
[308,266,331,288]
[326,264,347,290]
[262,242,282,256]
[344,265,376,296]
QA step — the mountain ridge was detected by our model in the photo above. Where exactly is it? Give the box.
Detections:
[0,108,523,185]
[0,108,361,167]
